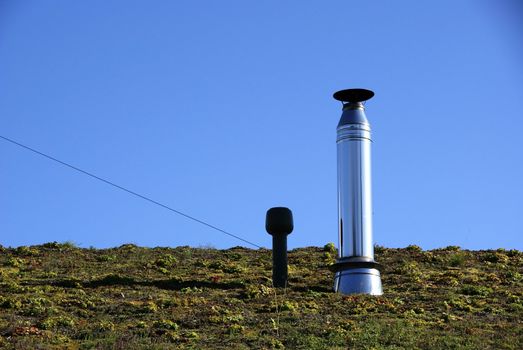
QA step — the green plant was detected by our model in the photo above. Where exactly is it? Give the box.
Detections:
[0,281,25,293]
[506,249,521,257]
[445,297,473,312]
[483,252,509,264]
[96,254,116,262]
[134,321,148,329]
[96,320,115,332]
[507,303,523,312]
[0,296,22,309]
[504,270,522,283]
[15,246,39,256]
[374,244,385,254]
[153,319,179,331]
[42,241,61,249]
[280,300,297,312]
[5,257,24,267]
[154,254,178,268]
[448,252,467,267]
[323,242,337,254]
[444,245,461,251]
[406,244,423,253]
[20,297,52,316]
[241,284,272,299]
[228,324,244,335]
[461,285,492,297]
[185,331,200,339]
[60,241,79,249]
[180,286,203,294]
[39,316,75,329]
[143,301,158,313]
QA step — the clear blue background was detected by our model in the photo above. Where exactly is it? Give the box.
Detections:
[1,1,522,250]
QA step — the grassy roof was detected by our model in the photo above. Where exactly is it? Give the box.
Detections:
[0,243,522,349]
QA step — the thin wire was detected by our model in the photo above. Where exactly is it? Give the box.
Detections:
[0,134,263,249]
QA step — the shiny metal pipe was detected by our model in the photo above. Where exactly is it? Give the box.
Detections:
[337,103,374,259]
[331,89,383,295]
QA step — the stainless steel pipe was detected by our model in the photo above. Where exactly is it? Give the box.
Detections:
[331,88,383,295]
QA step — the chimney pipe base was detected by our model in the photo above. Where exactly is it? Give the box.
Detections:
[333,267,383,295]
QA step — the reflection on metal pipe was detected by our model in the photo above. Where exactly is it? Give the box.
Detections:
[331,88,383,295]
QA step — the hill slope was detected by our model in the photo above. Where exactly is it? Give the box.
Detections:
[0,243,522,349]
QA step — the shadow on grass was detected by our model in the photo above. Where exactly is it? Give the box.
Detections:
[144,278,244,291]
[290,285,333,293]
[41,275,245,291]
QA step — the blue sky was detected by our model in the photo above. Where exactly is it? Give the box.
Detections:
[1,1,522,250]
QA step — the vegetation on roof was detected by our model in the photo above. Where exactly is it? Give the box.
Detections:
[0,242,522,349]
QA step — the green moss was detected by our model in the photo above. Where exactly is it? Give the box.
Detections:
[443,245,461,251]
[280,300,298,312]
[15,246,40,256]
[241,284,273,299]
[95,254,116,262]
[448,252,468,267]
[5,257,24,267]
[185,331,200,339]
[95,320,115,332]
[460,285,492,297]
[153,319,179,331]
[39,315,75,329]
[154,254,178,268]
[406,244,423,253]
[0,296,22,309]
[504,270,522,283]
[482,252,509,264]
[0,243,520,349]
[134,321,148,329]
[228,324,244,335]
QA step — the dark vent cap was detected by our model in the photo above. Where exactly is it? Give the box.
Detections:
[333,88,374,103]
[266,207,294,235]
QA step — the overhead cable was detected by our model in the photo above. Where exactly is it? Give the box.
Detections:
[0,134,263,249]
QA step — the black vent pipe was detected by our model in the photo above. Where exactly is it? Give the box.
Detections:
[266,207,293,288]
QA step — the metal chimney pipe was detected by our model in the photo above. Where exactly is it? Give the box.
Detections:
[331,88,383,295]
[266,207,293,288]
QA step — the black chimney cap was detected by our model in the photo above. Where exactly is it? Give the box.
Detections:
[333,88,374,103]
[266,207,294,235]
